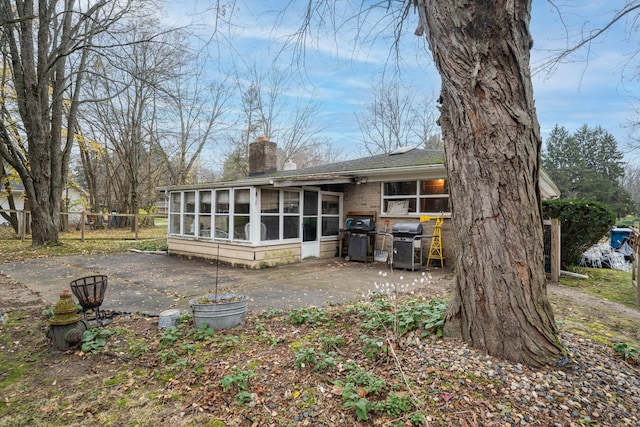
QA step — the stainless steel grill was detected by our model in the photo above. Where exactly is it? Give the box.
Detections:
[392,222,424,270]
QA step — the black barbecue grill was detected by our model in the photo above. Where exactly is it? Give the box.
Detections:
[346,218,376,262]
[392,222,424,270]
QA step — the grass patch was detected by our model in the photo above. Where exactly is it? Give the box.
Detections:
[0,227,167,263]
[551,267,640,349]
[559,267,638,308]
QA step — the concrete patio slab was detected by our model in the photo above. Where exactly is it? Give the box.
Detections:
[0,252,453,316]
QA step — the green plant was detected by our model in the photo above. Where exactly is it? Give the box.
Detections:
[542,199,615,267]
[288,307,328,326]
[179,342,196,354]
[357,295,449,340]
[178,311,192,323]
[218,335,240,348]
[320,334,346,352]
[188,324,215,341]
[171,357,191,370]
[219,368,256,391]
[128,341,150,357]
[341,382,372,421]
[235,391,253,404]
[409,413,426,425]
[294,347,318,369]
[359,334,388,360]
[343,361,387,395]
[263,307,285,319]
[80,328,116,354]
[378,392,413,417]
[418,298,448,337]
[159,325,185,348]
[157,348,178,363]
[258,332,284,347]
[294,347,338,371]
[613,342,638,362]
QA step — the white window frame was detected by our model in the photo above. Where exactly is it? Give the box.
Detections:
[380,179,450,216]
[259,188,301,243]
[320,191,342,239]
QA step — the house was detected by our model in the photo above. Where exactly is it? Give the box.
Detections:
[0,181,87,227]
[159,137,560,268]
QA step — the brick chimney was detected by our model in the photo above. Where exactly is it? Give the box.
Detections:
[249,136,277,176]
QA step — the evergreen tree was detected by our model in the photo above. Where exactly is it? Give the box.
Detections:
[542,124,635,217]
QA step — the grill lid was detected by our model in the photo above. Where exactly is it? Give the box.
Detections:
[348,218,376,231]
[392,222,423,235]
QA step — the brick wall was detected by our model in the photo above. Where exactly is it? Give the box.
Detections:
[342,182,455,265]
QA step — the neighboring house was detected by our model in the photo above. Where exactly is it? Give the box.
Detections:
[159,138,560,269]
[0,182,87,227]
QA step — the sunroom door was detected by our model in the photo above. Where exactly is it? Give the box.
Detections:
[301,190,319,259]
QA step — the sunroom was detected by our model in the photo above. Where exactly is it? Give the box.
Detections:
[166,184,343,267]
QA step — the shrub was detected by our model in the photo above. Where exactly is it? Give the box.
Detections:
[542,199,615,267]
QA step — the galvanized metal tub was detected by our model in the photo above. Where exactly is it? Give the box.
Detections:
[189,293,249,330]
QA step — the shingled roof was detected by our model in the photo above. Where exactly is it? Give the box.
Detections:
[263,147,445,179]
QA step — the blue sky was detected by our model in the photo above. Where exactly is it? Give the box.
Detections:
[164,1,640,162]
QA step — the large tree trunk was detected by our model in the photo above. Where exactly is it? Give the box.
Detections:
[416,0,563,366]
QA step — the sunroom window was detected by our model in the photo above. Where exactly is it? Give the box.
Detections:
[260,189,300,241]
[260,189,280,241]
[234,189,250,240]
[199,191,212,237]
[321,194,340,237]
[169,192,181,234]
[184,191,196,235]
[214,190,230,238]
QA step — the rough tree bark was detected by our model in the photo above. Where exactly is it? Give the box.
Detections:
[414,0,564,366]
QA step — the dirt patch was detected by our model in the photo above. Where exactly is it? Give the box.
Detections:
[0,276,47,313]
[548,281,640,321]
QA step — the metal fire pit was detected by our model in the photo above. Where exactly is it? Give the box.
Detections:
[70,275,108,325]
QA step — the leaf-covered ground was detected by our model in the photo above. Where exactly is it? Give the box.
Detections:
[1,272,639,427]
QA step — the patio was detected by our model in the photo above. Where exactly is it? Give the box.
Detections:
[0,252,454,315]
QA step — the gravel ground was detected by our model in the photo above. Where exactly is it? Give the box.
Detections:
[417,332,640,426]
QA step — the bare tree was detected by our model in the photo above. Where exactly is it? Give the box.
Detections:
[0,0,135,245]
[413,94,443,150]
[356,80,416,154]
[285,141,343,170]
[621,163,640,213]
[534,2,640,77]
[222,64,329,179]
[153,42,233,186]
[356,79,441,154]
[81,18,177,227]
